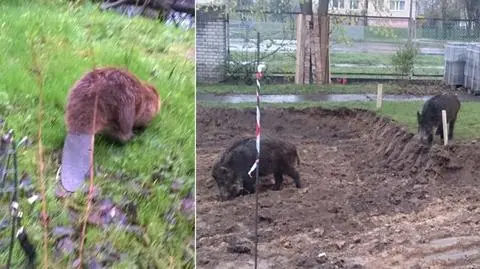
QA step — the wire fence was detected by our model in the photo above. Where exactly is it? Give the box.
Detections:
[224,10,480,81]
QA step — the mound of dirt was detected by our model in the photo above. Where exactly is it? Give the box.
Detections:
[196,105,480,269]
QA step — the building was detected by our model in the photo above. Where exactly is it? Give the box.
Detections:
[329,0,415,18]
[198,0,416,18]
[327,0,416,28]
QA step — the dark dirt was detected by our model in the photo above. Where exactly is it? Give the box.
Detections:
[196,105,480,269]
[385,80,459,96]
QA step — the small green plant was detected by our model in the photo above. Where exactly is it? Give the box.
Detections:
[223,57,256,85]
[391,42,419,80]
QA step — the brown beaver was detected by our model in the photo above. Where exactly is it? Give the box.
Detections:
[60,67,161,192]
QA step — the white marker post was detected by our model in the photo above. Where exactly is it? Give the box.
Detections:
[376,84,383,111]
[442,110,448,146]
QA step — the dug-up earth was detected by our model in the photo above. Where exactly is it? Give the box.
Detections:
[196,105,480,269]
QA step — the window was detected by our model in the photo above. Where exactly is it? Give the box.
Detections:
[332,0,345,9]
[350,0,360,9]
[390,0,405,11]
[377,0,385,9]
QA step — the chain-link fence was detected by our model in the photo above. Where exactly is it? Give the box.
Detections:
[224,10,480,82]
[416,18,480,41]
[328,14,442,79]
[226,11,297,83]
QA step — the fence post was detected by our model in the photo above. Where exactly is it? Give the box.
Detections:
[295,14,305,84]
[376,84,383,111]
[226,12,230,56]
[408,0,414,43]
[256,31,260,70]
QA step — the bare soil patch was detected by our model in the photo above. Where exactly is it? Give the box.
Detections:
[196,105,480,269]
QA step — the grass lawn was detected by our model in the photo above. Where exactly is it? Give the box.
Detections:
[197,101,480,140]
[229,51,444,76]
[0,1,194,268]
[197,82,430,95]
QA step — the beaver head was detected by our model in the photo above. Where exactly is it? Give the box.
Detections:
[134,83,161,127]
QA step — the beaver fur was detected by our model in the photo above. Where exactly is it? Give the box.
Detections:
[60,67,161,192]
[65,67,161,141]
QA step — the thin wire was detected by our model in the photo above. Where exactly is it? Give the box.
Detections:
[78,90,99,268]
[6,132,17,269]
[0,149,12,200]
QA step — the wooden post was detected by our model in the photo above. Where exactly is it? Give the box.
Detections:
[442,110,448,145]
[295,14,305,84]
[376,84,383,110]
[316,14,330,84]
[328,40,331,84]
[315,0,329,85]
[305,16,312,84]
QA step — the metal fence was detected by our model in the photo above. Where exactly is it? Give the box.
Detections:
[226,11,296,82]
[226,10,480,81]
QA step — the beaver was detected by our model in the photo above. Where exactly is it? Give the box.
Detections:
[60,67,161,192]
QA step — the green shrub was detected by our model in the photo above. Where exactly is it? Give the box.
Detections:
[391,42,419,79]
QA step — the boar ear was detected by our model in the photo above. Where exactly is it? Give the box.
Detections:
[219,166,230,175]
[417,111,421,121]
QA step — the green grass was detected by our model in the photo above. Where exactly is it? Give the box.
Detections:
[331,52,443,66]
[197,82,426,95]
[229,51,444,75]
[0,1,194,268]
[198,101,480,139]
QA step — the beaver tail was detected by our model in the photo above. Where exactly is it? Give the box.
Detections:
[60,133,94,192]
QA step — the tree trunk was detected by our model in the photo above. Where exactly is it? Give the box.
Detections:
[295,0,330,85]
[295,0,313,84]
[316,0,329,85]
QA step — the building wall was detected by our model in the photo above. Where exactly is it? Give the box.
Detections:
[329,0,416,20]
[196,5,227,83]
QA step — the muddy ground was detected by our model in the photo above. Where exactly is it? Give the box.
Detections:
[386,82,467,96]
[196,105,480,269]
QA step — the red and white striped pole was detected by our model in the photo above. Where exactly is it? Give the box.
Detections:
[248,63,265,269]
[248,65,264,179]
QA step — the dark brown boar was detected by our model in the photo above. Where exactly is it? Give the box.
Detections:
[212,137,301,201]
